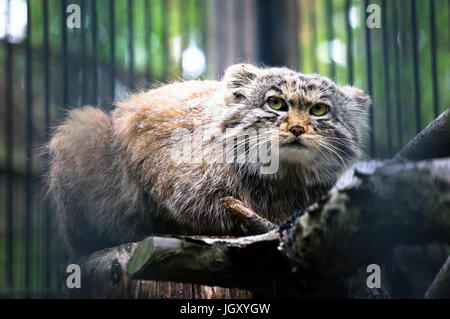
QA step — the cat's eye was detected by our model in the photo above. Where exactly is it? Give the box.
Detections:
[310,104,329,116]
[268,97,287,111]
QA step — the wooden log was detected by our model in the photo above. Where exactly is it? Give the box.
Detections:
[126,231,280,294]
[279,158,450,290]
[395,109,450,161]
[58,195,275,298]
[122,158,450,296]
[390,109,450,297]
[58,156,450,297]
[58,241,252,298]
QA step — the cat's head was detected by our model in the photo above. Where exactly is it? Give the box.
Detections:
[221,63,370,177]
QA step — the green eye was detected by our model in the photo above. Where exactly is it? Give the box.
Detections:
[310,104,329,116]
[268,97,286,111]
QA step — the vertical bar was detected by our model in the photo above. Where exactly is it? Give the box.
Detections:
[325,0,335,79]
[310,1,318,72]
[62,0,68,108]
[144,0,151,83]
[162,0,169,80]
[25,0,33,298]
[392,0,403,149]
[410,0,421,133]
[42,0,52,297]
[181,0,189,54]
[256,0,294,67]
[198,0,208,75]
[429,0,439,117]
[233,0,245,61]
[91,0,98,105]
[345,0,353,84]
[128,0,135,89]
[109,0,115,101]
[381,0,392,156]
[297,0,302,71]
[364,0,375,157]
[4,0,14,294]
[211,1,226,79]
[81,0,87,105]
[179,0,190,71]
[284,0,300,70]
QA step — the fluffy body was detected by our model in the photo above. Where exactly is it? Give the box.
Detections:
[47,64,370,258]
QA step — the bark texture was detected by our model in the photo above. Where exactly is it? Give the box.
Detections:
[395,108,450,161]
[59,242,252,298]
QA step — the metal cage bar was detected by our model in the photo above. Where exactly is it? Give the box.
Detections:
[392,0,403,150]
[429,0,439,117]
[4,0,14,294]
[364,0,375,157]
[345,0,353,85]
[381,0,393,155]
[128,0,135,90]
[61,0,68,108]
[326,0,336,80]
[81,0,87,105]
[411,0,422,133]
[25,0,33,298]
[109,0,116,102]
[42,0,52,296]
[91,0,98,105]
[144,0,152,83]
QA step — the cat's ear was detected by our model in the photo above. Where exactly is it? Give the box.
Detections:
[223,63,259,91]
[340,85,371,111]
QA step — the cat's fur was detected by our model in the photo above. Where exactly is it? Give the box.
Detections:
[46,64,370,258]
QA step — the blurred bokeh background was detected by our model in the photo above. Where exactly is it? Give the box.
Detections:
[0,0,448,298]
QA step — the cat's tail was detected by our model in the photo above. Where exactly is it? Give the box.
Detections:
[46,106,113,258]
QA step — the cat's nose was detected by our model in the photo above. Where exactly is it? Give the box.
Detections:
[289,125,306,136]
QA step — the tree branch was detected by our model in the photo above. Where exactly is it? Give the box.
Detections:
[58,241,253,298]
[126,231,280,292]
[395,109,450,161]
[220,196,278,235]
[279,159,450,290]
[425,256,450,299]
[60,157,450,297]
[122,158,450,294]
